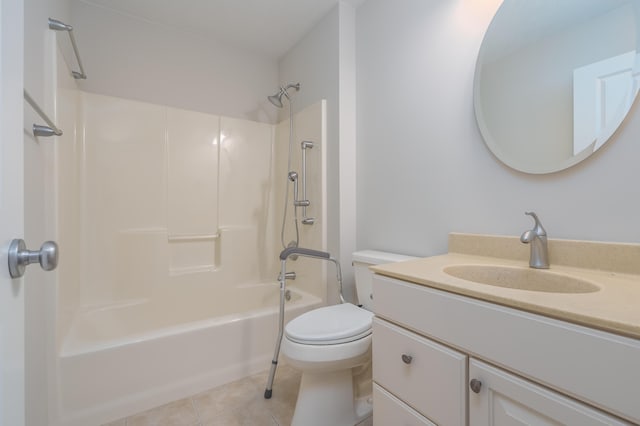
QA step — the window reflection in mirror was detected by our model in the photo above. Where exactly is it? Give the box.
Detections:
[474,0,639,174]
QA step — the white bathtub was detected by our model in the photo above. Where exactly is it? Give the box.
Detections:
[54,283,322,426]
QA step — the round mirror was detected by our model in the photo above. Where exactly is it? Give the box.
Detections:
[474,0,639,174]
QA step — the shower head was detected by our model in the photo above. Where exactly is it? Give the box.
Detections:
[268,83,300,108]
[268,92,285,108]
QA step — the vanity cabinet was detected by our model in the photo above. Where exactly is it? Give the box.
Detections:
[372,274,639,425]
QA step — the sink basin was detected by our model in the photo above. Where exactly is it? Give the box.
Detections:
[443,265,600,294]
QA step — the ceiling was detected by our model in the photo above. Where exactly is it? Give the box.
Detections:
[79,0,366,60]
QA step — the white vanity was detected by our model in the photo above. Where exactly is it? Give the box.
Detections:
[370,234,640,425]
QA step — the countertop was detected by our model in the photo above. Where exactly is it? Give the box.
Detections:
[371,233,640,339]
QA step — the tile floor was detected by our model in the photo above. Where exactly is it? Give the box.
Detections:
[102,365,301,426]
[103,365,374,425]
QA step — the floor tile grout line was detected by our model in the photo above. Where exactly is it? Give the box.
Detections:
[190,396,203,425]
[271,411,281,426]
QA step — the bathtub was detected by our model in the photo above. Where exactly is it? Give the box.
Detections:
[54,283,322,426]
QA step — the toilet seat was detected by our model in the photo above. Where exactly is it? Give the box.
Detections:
[285,303,373,345]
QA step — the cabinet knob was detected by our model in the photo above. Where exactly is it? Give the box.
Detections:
[469,378,482,393]
[401,354,413,364]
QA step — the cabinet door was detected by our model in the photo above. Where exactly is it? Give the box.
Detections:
[469,359,631,426]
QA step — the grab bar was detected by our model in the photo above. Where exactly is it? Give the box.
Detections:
[265,247,344,398]
[300,141,315,225]
[279,246,329,260]
[48,18,87,80]
[23,90,63,137]
[167,233,220,242]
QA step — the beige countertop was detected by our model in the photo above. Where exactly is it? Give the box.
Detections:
[371,233,640,340]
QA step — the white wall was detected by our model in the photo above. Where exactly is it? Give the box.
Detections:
[69,0,279,124]
[279,2,358,302]
[356,0,640,257]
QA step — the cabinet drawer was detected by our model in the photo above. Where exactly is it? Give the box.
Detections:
[373,383,436,426]
[373,318,467,425]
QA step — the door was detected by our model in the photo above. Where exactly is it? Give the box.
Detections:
[469,359,630,426]
[573,51,639,155]
[0,0,25,424]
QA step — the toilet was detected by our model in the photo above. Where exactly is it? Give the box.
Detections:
[282,250,416,426]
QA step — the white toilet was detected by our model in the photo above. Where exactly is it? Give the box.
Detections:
[282,250,416,426]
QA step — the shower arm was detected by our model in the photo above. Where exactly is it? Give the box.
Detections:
[280,83,301,100]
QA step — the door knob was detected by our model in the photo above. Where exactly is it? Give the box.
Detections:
[8,239,59,278]
[470,378,482,393]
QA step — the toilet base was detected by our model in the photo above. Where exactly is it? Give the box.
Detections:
[291,368,372,426]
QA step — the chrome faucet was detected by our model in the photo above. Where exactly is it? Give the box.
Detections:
[520,212,549,269]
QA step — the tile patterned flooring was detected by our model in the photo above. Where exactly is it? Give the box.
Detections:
[103,365,374,426]
[102,365,301,426]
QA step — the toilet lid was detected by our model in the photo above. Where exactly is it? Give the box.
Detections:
[285,303,374,345]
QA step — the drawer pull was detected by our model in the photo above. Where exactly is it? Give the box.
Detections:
[401,354,413,364]
[469,378,482,393]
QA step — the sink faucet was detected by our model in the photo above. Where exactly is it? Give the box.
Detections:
[520,212,549,269]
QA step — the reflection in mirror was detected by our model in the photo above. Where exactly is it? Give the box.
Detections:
[474,0,639,174]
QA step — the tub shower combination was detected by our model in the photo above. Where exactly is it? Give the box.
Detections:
[53,71,327,425]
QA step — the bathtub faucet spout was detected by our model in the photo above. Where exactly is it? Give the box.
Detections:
[277,271,296,281]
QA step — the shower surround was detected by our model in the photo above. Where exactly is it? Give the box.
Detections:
[53,57,327,424]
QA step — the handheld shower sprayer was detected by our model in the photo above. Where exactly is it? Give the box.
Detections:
[288,171,308,208]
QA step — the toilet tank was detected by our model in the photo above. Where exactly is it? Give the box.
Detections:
[352,250,417,311]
